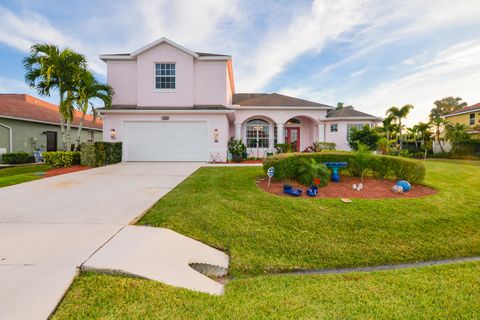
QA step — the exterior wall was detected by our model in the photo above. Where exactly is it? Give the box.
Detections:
[0,117,102,156]
[102,112,229,162]
[107,43,229,107]
[233,109,327,125]
[194,61,228,105]
[108,61,137,105]
[445,112,480,127]
[324,119,378,151]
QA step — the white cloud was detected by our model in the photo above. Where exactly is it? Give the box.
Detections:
[235,0,372,91]
[349,66,370,78]
[352,41,480,125]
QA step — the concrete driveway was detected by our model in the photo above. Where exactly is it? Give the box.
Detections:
[0,162,202,320]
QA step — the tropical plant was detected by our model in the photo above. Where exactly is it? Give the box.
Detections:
[415,122,431,146]
[377,137,393,155]
[407,126,419,149]
[23,43,87,150]
[66,70,114,150]
[445,123,471,144]
[296,158,330,186]
[227,137,246,162]
[353,144,373,182]
[429,108,446,153]
[386,104,414,149]
[348,125,380,151]
[380,114,396,141]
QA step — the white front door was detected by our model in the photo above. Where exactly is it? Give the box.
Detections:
[124,121,207,161]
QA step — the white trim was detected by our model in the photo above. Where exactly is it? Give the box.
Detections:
[132,37,199,58]
[197,56,231,61]
[0,115,102,131]
[322,116,382,121]
[99,54,133,61]
[0,122,13,152]
[99,109,234,114]
[444,109,480,118]
[230,105,332,110]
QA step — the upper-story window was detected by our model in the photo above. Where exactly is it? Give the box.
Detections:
[155,63,176,89]
[470,113,475,125]
[330,124,338,132]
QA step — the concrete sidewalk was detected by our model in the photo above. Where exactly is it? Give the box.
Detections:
[0,162,203,320]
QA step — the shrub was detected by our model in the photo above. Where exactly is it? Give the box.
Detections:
[296,158,330,186]
[263,151,426,184]
[275,143,294,154]
[228,138,246,162]
[43,151,80,168]
[1,152,34,164]
[348,125,380,151]
[80,142,122,167]
[353,144,373,181]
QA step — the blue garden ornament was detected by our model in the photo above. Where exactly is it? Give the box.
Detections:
[283,184,302,197]
[306,185,318,197]
[323,162,348,182]
[396,180,411,192]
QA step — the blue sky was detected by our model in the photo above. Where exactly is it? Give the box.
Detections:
[1,0,480,124]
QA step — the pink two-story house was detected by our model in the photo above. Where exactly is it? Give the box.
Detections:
[99,38,381,162]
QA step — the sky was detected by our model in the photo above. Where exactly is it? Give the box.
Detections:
[1,0,480,125]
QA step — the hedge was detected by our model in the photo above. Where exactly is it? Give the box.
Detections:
[80,142,122,167]
[263,152,426,184]
[1,152,35,164]
[43,152,81,168]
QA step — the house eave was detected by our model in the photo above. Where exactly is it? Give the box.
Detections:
[0,115,103,131]
[230,105,332,110]
[324,116,383,121]
[444,109,480,118]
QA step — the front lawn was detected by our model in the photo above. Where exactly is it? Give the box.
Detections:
[0,164,50,188]
[53,261,480,319]
[138,160,480,276]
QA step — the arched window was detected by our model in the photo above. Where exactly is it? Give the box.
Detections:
[286,118,301,124]
[246,119,270,148]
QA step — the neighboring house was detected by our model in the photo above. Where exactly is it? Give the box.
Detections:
[0,94,103,157]
[444,103,480,139]
[99,37,381,162]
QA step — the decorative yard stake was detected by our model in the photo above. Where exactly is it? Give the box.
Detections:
[267,166,275,187]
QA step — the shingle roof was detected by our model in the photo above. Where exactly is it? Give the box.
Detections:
[0,94,102,130]
[195,52,230,57]
[444,103,480,117]
[326,107,379,119]
[233,93,332,108]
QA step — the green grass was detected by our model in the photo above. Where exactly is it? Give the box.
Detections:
[53,261,480,319]
[0,164,50,188]
[138,160,480,276]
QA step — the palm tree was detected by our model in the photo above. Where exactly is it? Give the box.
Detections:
[381,114,396,141]
[445,123,471,144]
[386,104,414,149]
[24,43,87,150]
[429,109,446,152]
[408,126,419,149]
[67,70,114,150]
[415,122,430,146]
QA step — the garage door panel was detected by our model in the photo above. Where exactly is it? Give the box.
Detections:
[124,122,207,161]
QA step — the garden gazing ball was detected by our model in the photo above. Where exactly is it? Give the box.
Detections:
[396,180,411,192]
[392,185,403,194]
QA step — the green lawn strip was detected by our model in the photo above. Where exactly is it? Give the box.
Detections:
[53,261,480,320]
[138,161,480,277]
[0,164,50,188]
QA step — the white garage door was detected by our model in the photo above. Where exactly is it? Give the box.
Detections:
[124,121,207,161]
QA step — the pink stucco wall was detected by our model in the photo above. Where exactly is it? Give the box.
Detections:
[103,112,230,161]
[108,61,137,105]
[106,42,230,107]
[324,120,379,151]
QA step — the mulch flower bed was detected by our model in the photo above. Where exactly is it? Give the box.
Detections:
[257,175,436,199]
[42,165,92,178]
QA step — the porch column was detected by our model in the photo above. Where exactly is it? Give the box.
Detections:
[317,123,325,142]
[269,123,275,149]
[276,123,285,143]
[234,123,242,140]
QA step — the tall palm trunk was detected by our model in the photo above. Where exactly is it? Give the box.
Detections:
[59,88,67,151]
[398,119,403,149]
[436,127,445,153]
[74,101,88,151]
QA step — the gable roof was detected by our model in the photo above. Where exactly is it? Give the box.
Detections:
[100,37,231,62]
[326,106,380,120]
[0,94,102,130]
[233,93,333,108]
[444,103,480,117]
